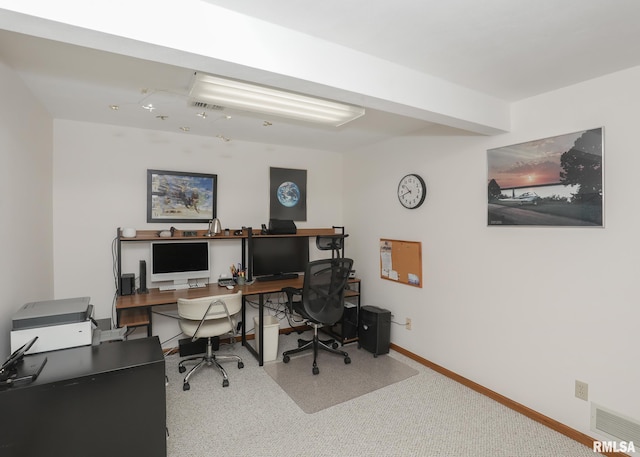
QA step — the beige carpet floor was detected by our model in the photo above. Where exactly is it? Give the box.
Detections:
[165,332,601,456]
[263,344,418,413]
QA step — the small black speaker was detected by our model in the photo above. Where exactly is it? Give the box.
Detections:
[120,273,135,296]
[137,260,149,294]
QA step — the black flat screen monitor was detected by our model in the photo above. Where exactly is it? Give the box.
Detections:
[252,237,309,279]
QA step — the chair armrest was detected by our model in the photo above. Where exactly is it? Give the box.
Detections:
[281,286,301,313]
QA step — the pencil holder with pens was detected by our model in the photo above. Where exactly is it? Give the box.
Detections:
[230,263,246,285]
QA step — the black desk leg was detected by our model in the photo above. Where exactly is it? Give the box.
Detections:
[258,295,264,366]
[241,295,247,346]
[241,293,265,366]
[147,308,153,337]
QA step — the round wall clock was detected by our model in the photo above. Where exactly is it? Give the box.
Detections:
[397,174,426,209]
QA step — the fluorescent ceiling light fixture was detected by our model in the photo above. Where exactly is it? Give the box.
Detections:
[189,73,365,126]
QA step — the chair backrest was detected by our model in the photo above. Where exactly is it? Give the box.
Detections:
[315,234,348,258]
[301,258,354,325]
[177,291,242,322]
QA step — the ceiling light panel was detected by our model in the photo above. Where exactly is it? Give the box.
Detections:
[189,73,364,127]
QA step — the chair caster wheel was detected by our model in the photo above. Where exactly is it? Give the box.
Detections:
[178,365,186,373]
[283,355,290,363]
[223,379,229,387]
[238,361,244,369]
[312,366,319,375]
[344,356,351,364]
[373,353,378,358]
[183,382,190,391]
[332,342,339,349]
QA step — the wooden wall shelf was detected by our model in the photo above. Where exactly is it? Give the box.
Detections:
[118,227,337,241]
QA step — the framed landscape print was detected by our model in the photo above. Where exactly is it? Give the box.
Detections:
[487,128,603,227]
[147,169,217,223]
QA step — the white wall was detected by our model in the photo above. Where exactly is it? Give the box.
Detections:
[52,120,344,345]
[344,66,640,441]
[0,61,54,357]
[5,40,638,444]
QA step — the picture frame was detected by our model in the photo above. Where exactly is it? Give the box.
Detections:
[147,169,217,223]
[487,127,603,227]
[269,167,307,221]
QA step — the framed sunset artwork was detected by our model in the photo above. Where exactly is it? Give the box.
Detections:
[487,128,603,227]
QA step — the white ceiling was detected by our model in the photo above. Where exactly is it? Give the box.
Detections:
[1,0,640,152]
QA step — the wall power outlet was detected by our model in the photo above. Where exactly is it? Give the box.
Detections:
[575,380,588,401]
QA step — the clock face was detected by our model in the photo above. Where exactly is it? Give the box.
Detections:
[397,174,426,209]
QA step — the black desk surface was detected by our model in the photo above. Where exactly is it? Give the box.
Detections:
[5,336,164,389]
[0,337,166,457]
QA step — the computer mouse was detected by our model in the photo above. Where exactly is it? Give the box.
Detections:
[226,285,234,290]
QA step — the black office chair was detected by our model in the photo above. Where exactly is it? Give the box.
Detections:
[282,258,354,375]
[315,233,348,259]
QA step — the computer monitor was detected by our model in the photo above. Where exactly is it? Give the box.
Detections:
[150,241,210,290]
[252,237,309,280]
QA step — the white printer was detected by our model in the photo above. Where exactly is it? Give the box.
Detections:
[11,297,94,353]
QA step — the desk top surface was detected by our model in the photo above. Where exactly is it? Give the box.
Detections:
[2,337,164,390]
[116,277,305,309]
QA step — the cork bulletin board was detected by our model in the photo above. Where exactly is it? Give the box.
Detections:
[379,239,422,287]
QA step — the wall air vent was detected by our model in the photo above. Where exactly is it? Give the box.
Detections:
[189,100,224,111]
[591,403,640,444]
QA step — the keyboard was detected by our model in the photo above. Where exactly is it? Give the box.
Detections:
[256,273,299,282]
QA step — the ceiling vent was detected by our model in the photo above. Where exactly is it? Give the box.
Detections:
[189,100,224,111]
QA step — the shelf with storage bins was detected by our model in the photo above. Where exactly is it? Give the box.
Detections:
[322,278,361,345]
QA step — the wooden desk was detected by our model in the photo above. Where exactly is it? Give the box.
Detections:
[116,278,306,365]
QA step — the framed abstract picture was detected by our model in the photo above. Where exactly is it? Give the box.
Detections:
[147,169,217,223]
[487,128,603,227]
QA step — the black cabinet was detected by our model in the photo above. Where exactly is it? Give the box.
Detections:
[0,337,166,457]
[358,305,391,356]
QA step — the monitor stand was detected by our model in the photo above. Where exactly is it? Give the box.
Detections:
[158,280,207,291]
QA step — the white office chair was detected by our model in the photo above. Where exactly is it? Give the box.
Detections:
[177,291,243,390]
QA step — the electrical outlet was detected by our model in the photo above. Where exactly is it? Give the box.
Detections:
[575,380,588,401]
[405,318,412,330]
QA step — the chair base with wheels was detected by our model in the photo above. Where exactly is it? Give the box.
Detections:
[283,322,350,375]
[178,336,244,390]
